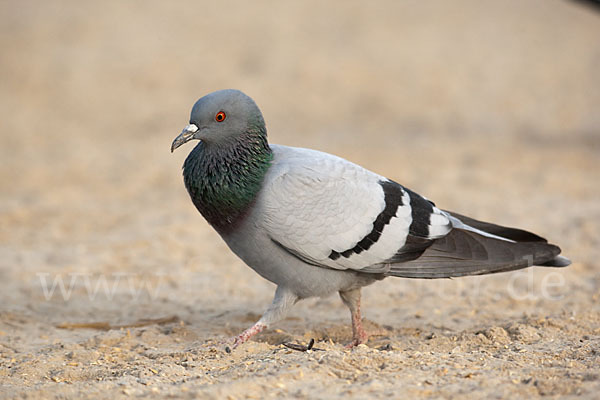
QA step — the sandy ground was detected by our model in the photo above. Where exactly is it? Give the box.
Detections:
[1,0,600,398]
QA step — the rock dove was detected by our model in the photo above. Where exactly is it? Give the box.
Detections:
[171,89,570,347]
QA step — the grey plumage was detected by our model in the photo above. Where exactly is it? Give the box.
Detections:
[171,89,571,347]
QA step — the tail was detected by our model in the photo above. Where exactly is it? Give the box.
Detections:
[386,211,571,279]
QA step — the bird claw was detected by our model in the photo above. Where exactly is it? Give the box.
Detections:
[226,322,267,351]
[345,339,367,348]
[231,335,245,349]
[345,329,369,348]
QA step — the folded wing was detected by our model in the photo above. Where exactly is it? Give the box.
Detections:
[261,146,451,273]
[261,146,569,278]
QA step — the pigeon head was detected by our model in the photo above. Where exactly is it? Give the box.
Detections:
[171,89,266,152]
[172,90,273,232]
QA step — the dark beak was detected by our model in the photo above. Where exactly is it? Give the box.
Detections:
[171,124,199,153]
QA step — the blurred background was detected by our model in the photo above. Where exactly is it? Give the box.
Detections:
[2,0,599,301]
[1,0,599,397]
[2,0,599,266]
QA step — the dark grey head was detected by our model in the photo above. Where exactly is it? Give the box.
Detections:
[171,89,266,152]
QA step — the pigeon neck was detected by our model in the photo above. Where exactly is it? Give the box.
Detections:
[182,129,273,234]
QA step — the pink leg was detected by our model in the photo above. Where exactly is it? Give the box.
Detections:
[339,288,369,347]
[232,322,267,348]
[230,286,297,348]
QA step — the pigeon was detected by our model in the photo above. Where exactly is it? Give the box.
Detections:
[171,89,570,347]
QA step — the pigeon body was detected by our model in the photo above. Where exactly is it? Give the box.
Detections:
[171,89,570,347]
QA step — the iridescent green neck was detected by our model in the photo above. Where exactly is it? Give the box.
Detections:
[182,129,272,233]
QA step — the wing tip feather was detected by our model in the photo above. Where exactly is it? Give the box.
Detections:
[540,255,571,268]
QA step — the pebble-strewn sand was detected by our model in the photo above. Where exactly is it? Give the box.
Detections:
[1,1,599,398]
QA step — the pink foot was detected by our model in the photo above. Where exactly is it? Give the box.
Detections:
[231,322,266,348]
[345,307,369,348]
[346,319,369,348]
[345,339,366,348]
[339,289,370,348]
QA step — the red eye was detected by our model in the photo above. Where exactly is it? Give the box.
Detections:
[215,111,226,122]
